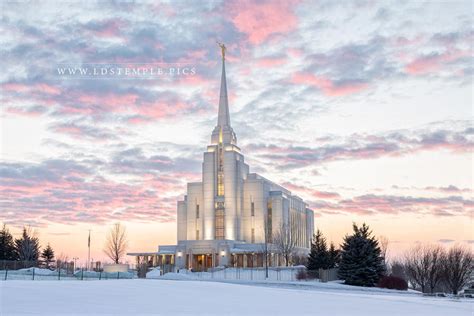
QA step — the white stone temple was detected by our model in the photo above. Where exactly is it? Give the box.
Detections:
[129,45,314,271]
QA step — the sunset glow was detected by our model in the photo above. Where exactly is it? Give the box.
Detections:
[0,0,472,264]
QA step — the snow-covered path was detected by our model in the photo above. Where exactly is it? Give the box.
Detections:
[1,280,472,315]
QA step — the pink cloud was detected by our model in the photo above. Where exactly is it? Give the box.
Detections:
[90,19,128,38]
[228,0,299,45]
[77,93,139,110]
[405,49,468,75]
[6,106,45,117]
[128,100,193,124]
[287,48,303,58]
[36,83,61,95]
[0,164,187,226]
[2,83,29,92]
[308,193,472,218]
[256,57,287,68]
[2,83,61,95]
[282,182,341,200]
[291,72,369,96]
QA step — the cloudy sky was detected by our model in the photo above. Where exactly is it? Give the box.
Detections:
[1,0,472,264]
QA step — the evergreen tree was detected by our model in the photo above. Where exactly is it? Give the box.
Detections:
[306,229,330,271]
[0,224,17,260]
[41,243,55,268]
[15,227,40,264]
[338,223,385,287]
[327,242,340,269]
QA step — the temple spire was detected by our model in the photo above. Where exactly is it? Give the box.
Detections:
[211,42,236,145]
[217,42,230,127]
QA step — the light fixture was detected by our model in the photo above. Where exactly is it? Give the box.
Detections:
[177,251,182,257]
[221,250,226,257]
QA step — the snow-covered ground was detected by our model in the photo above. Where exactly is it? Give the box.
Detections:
[1,279,472,315]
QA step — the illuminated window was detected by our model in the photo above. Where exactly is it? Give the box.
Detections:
[217,146,224,196]
[217,174,224,196]
[267,200,272,239]
[251,201,255,216]
[196,204,200,219]
[215,201,225,239]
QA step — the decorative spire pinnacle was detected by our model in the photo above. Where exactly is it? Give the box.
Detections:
[217,42,230,128]
[217,41,226,61]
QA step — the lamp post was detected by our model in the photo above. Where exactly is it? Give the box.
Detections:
[87,230,91,271]
[177,251,182,270]
[264,217,269,279]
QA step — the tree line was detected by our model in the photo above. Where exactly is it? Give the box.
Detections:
[391,244,473,294]
[0,224,57,268]
[304,223,473,294]
[0,223,129,270]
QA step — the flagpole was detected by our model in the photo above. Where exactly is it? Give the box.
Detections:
[87,230,91,271]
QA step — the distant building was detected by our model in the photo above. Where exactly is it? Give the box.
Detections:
[128,47,314,271]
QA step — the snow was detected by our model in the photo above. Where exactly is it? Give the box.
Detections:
[73,270,134,279]
[0,268,75,280]
[171,267,302,281]
[17,268,56,275]
[1,279,472,315]
[145,267,161,279]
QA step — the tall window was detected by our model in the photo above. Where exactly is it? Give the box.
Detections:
[215,201,225,239]
[196,204,200,219]
[217,147,224,196]
[251,201,255,216]
[267,200,272,239]
[196,229,200,240]
[217,173,224,196]
[251,228,255,243]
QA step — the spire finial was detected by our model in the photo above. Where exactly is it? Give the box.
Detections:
[217,41,226,61]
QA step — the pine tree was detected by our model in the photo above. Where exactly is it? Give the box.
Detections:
[338,223,385,287]
[327,242,340,269]
[41,243,55,268]
[0,224,17,261]
[15,227,40,264]
[306,229,330,271]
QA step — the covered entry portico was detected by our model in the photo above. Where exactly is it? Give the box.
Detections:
[128,240,303,273]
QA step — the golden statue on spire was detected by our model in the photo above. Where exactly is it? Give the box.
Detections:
[217,41,226,61]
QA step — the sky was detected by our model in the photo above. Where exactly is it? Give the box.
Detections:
[0,0,472,265]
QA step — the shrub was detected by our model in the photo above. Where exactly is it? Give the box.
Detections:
[378,275,408,290]
[296,269,308,280]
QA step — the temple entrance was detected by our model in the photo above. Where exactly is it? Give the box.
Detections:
[193,254,213,271]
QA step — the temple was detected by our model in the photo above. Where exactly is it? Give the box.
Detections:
[128,45,314,271]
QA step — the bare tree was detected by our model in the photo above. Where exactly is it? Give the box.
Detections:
[404,244,445,293]
[258,218,273,278]
[442,245,473,295]
[104,223,128,264]
[404,245,432,293]
[378,235,389,267]
[426,245,445,293]
[273,222,297,267]
[56,252,69,270]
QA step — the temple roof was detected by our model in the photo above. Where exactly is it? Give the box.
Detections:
[217,57,230,128]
